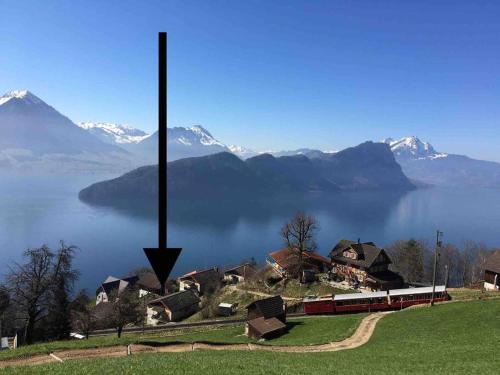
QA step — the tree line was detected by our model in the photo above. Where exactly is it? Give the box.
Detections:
[0,243,144,345]
[386,239,492,288]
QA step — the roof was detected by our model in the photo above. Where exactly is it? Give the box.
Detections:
[137,273,161,291]
[224,263,257,278]
[389,285,446,297]
[269,248,330,270]
[148,290,200,312]
[97,275,140,296]
[179,268,220,286]
[247,317,286,336]
[334,291,387,301]
[329,240,391,269]
[246,295,284,319]
[484,250,500,274]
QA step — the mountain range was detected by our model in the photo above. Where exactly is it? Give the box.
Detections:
[2,90,500,188]
[79,141,414,203]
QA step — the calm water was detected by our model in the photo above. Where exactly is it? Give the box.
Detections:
[1,173,500,292]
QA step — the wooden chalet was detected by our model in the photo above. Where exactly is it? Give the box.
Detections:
[267,247,331,278]
[178,267,221,296]
[245,296,286,339]
[224,263,257,284]
[148,290,200,322]
[484,250,500,291]
[329,239,403,291]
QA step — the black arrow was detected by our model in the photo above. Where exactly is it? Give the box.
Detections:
[144,32,182,296]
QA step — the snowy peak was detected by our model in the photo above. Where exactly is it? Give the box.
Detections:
[78,122,149,145]
[0,90,44,106]
[169,125,226,148]
[384,136,447,160]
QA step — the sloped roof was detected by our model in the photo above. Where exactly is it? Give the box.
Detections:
[224,263,257,278]
[269,248,330,270]
[148,290,200,312]
[179,268,220,288]
[246,295,284,319]
[248,317,286,337]
[97,275,139,297]
[329,240,391,269]
[485,250,500,274]
[137,273,161,291]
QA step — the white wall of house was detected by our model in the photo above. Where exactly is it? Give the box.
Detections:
[96,291,108,305]
[484,281,499,291]
[146,306,160,326]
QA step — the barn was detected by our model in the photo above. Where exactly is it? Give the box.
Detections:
[484,250,500,291]
[245,296,286,339]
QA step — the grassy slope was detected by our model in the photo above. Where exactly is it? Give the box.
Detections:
[4,299,500,374]
[0,315,363,361]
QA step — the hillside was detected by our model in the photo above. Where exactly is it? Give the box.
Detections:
[79,141,414,203]
[2,298,499,373]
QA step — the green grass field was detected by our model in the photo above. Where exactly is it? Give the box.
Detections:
[3,299,499,374]
[0,315,363,361]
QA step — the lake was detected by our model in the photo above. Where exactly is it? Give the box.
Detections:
[1,173,500,292]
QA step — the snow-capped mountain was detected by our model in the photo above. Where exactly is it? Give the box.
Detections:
[228,145,258,159]
[125,125,232,162]
[384,136,500,187]
[78,122,149,145]
[0,90,133,172]
[383,136,447,160]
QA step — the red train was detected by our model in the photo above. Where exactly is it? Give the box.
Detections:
[303,285,449,315]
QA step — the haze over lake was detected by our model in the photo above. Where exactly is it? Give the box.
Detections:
[1,173,499,292]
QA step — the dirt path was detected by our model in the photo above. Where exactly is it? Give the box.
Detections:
[0,312,390,369]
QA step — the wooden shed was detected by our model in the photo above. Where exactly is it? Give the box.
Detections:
[148,290,200,322]
[484,250,500,291]
[245,296,286,339]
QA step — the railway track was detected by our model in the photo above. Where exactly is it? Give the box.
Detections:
[89,313,307,337]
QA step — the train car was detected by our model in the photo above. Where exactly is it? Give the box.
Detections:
[333,291,390,313]
[303,295,335,315]
[388,285,449,309]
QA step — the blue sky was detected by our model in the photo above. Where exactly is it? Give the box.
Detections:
[1,0,500,160]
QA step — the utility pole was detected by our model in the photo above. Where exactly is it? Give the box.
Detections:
[430,230,443,306]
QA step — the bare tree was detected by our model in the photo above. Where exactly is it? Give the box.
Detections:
[0,285,10,339]
[46,242,79,340]
[7,246,54,344]
[387,239,426,284]
[281,212,319,283]
[70,290,96,340]
[106,288,143,338]
[6,243,79,344]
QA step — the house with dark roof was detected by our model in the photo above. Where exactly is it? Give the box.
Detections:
[329,239,403,291]
[96,272,169,305]
[178,267,221,295]
[224,263,257,284]
[95,275,139,304]
[245,296,286,339]
[148,290,201,323]
[484,250,500,291]
[267,247,331,278]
